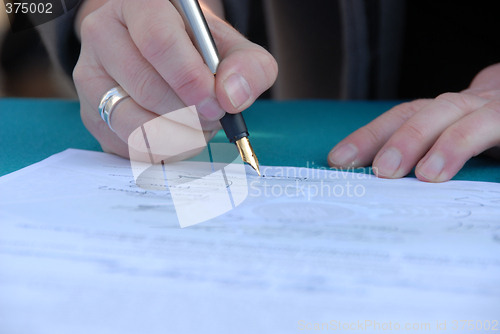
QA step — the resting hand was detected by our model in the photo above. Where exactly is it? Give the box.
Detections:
[73,0,277,160]
[328,63,500,182]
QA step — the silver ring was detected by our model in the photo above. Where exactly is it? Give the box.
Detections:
[98,86,130,132]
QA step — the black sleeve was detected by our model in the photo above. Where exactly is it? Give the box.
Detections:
[54,0,84,77]
[223,0,251,35]
[34,0,84,79]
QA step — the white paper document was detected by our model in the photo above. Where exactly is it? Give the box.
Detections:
[0,149,499,334]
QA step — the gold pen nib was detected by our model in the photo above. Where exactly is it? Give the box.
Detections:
[235,137,261,176]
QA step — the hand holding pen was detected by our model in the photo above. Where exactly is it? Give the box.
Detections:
[73,0,277,162]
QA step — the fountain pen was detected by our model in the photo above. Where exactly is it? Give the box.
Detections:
[171,0,261,176]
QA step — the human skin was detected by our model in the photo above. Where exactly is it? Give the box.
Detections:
[328,63,500,182]
[73,0,278,160]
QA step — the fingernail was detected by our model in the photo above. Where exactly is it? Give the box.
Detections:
[198,98,226,121]
[418,153,445,180]
[374,148,402,177]
[329,143,358,166]
[224,74,251,109]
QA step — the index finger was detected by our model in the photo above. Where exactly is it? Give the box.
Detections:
[118,0,224,119]
[328,99,432,168]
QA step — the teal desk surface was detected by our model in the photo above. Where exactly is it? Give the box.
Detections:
[1,98,499,182]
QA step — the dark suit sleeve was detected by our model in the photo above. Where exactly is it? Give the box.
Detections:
[223,0,251,35]
[33,0,83,79]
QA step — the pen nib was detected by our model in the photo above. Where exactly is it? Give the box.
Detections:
[235,137,261,176]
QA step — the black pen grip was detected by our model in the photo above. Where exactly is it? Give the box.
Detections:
[220,112,249,143]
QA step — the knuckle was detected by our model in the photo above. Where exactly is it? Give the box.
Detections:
[139,22,180,63]
[435,92,460,102]
[72,63,108,102]
[387,99,429,123]
[443,126,473,147]
[230,48,279,94]
[238,48,278,90]
[388,102,418,121]
[400,121,427,142]
[171,65,206,97]
[267,53,279,76]
[130,66,168,111]
[257,50,279,86]
[72,63,86,86]
[80,14,101,42]
[72,63,98,95]
[359,125,385,147]
[435,92,473,115]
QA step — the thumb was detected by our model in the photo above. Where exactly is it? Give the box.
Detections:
[206,13,278,113]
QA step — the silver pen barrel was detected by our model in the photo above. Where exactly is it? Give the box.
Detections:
[170,0,261,175]
[170,0,220,74]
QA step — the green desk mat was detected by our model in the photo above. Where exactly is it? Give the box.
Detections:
[1,98,499,182]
